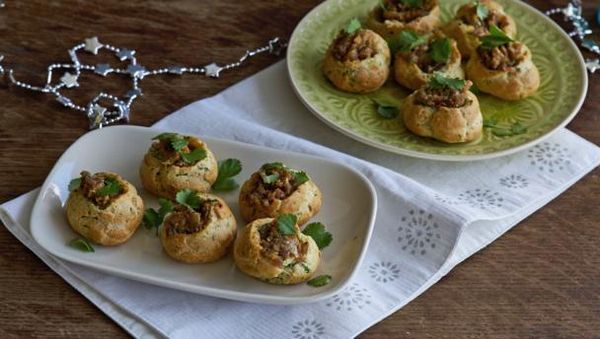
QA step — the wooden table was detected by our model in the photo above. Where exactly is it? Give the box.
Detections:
[1,0,598,337]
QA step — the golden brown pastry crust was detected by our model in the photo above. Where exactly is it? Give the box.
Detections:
[366,3,441,38]
[442,0,516,59]
[466,44,540,101]
[403,91,483,143]
[394,38,464,90]
[66,172,144,246]
[159,194,237,264]
[322,29,391,93]
[233,218,320,285]
[239,172,322,226]
[139,136,218,200]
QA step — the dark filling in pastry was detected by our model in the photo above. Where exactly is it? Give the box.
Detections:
[150,138,200,166]
[247,167,300,207]
[381,0,437,23]
[332,30,378,62]
[478,42,527,71]
[79,171,125,209]
[415,80,473,108]
[458,5,509,37]
[163,200,220,236]
[259,221,307,267]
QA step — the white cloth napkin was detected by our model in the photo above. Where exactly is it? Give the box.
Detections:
[2,61,599,339]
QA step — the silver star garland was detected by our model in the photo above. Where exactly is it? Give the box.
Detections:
[0,36,287,129]
[546,0,600,73]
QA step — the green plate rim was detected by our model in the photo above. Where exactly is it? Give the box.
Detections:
[286,0,588,162]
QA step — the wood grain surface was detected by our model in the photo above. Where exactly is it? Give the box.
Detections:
[1,0,599,338]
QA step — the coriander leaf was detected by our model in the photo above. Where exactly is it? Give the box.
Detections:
[302,222,333,249]
[293,171,310,186]
[399,0,423,8]
[96,177,122,196]
[68,238,95,253]
[429,38,451,64]
[387,30,427,54]
[377,105,399,119]
[212,159,242,192]
[480,24,513,49]
[483,118,497,128]
[261,172,280,184]
[307,275,332,287]
[179,148,207,165]
[262,162,285,171]
[217,159,242,178]
[176,189,202,209]
[492,128,513,137]
[277,214,298,236]
[143,209,160,230]
[170,137,188,152]
[158,198,174,219]
[345,18,361,35]
[152,132,178,141]
[476,1,489,21]
[428,73,465,91]
[68,177,81,192]
[510,122,527,135]
[212,178,239,191]
[470,82,481,94]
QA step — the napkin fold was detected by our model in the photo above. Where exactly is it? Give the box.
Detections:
[2,61,599,339]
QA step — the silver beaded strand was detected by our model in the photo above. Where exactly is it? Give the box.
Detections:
[545,0,600,73]
[0,36,287,129]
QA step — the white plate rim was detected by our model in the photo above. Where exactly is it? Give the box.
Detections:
[29,125,378,305]
[286,0,589,162]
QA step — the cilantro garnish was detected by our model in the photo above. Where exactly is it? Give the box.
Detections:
[262,162,285,171]
[372,99,399,119]
[96,177,122,196]
[484,119,528,137]
[428,73,466,91]
[68,238,95,253]
[387,30,427,54]
[429,38,452,64]
[480,24,513,50]
[175,189,202,209]
[212,159,242,192]
[143,198,174,233]
[277,214,298,236]
[68,177,81,192]
[345,18,361,35]
[302,222,333,249]
[399,0,423,8]
[307,275,332,287]
[475,1,489,21]
[293,171,310,186]
[151,133,207,165]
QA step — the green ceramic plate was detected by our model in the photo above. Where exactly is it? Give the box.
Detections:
[287,0,588,161]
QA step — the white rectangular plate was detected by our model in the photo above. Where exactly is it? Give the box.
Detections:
[30,125,377,305]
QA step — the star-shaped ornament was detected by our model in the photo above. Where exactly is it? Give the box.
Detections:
[116,48,136,61]
[60,72,79,88]
[84,37,103,55]
[114,101,130,122]
[94,63,113,76]
[126,64,147,78]
[204,63,221,78]
[586,59,600,73]
[89,105,106,129]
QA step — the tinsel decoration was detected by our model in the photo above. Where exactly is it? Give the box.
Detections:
[545,0,600,73]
